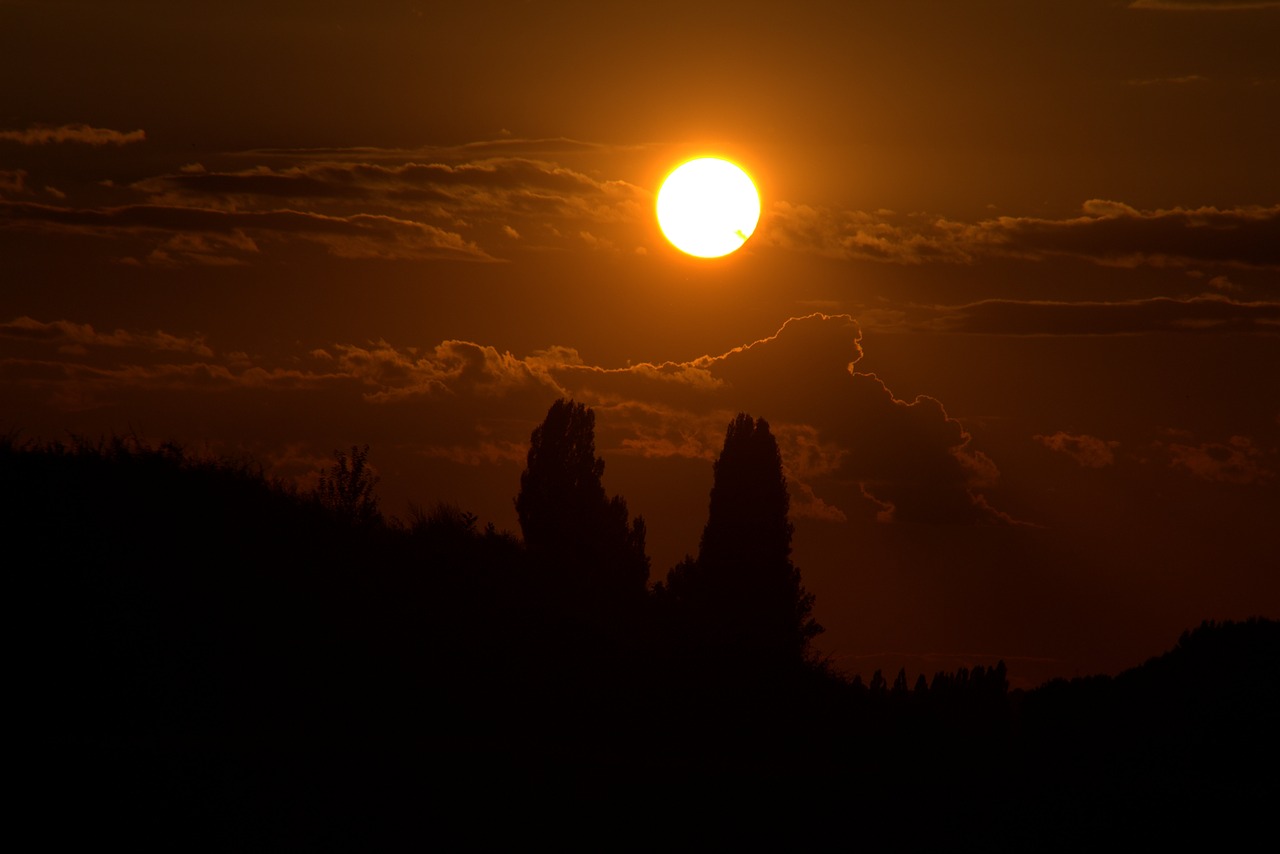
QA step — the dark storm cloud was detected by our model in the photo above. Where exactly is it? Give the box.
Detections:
[764,201,1280,270]
[915,296,1280,335]
[0,200,493,262]
[0,123,145,146]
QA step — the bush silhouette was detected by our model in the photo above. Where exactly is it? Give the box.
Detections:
[314,444,382,527]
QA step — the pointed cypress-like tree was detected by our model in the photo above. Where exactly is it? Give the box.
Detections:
[516,399,649,606]
[666,413,821,662]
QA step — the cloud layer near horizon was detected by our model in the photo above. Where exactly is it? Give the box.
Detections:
[11,311,1274,528]
[3,313,1018,525]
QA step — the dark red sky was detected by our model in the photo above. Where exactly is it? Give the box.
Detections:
[3,0,1278,686]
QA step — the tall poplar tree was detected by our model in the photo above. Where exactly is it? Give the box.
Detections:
[666,413,821,662]
[516,399,649,607]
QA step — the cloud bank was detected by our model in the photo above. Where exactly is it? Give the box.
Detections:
[3,313,1020,527]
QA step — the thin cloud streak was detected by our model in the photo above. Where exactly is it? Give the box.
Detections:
[890,296,1280,336]
[0,123,145,146]
[0,200,495,263]
[763,201,1280,270]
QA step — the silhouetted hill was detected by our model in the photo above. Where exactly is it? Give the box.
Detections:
[6,437,1275,848]
[1013,618,1279,845]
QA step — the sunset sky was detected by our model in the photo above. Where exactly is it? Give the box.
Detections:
[3,0,1277,686]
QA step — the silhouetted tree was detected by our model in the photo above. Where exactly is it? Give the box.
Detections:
[664,413,821,663]
[515,399,649,606]
[892,667,910,698]
[315,444,382,526]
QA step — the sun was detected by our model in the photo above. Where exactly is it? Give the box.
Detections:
[656,157,761,258]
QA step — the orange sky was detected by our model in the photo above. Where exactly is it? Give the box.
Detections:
[3,0,1278,686]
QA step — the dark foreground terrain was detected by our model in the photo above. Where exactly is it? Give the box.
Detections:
[8,437,1277,849]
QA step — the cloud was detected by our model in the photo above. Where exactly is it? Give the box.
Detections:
[421,440,529,467]
[0,124,145,146]
[1163,435,1274,483]
[592,316,1022,523]
[0,316,214,357]
[138,158,609,202]
[129,158,647,239]
[548,314,1020,525]
[0,200,494,263]
[1035,432,1119,468]
[243,137,633,161]
[763,201,1280,271]
[2,313,1020,527]
[987,201,1280,270]
[0,169,27,195]
[761,203,976,265]
[0,355,338,413]
[903,296,1280,335]
[330,339,569,403]
[1126,74,1207,85]
[7,146,648,263]
[131,230,260,267]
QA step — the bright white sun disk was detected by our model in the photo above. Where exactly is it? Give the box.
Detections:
[656,158,760,258]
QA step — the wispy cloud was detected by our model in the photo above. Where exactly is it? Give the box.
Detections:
[1126,74,1208,85]
[0,169,26,195]
[764,201,1280,270]
[0,316,213,357]
[0,200,494,263]
[0,123,145,146]
[1163,435,1274,484]
[894,296,1280,336]
[0,144,650,263]
[1035,432,1119,468]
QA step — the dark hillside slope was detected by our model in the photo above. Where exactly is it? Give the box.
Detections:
[6,437,1276,847]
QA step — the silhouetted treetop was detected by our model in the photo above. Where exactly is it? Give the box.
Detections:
[664,413,821,663]
[698,413,793,573]
[515,399,649,604]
